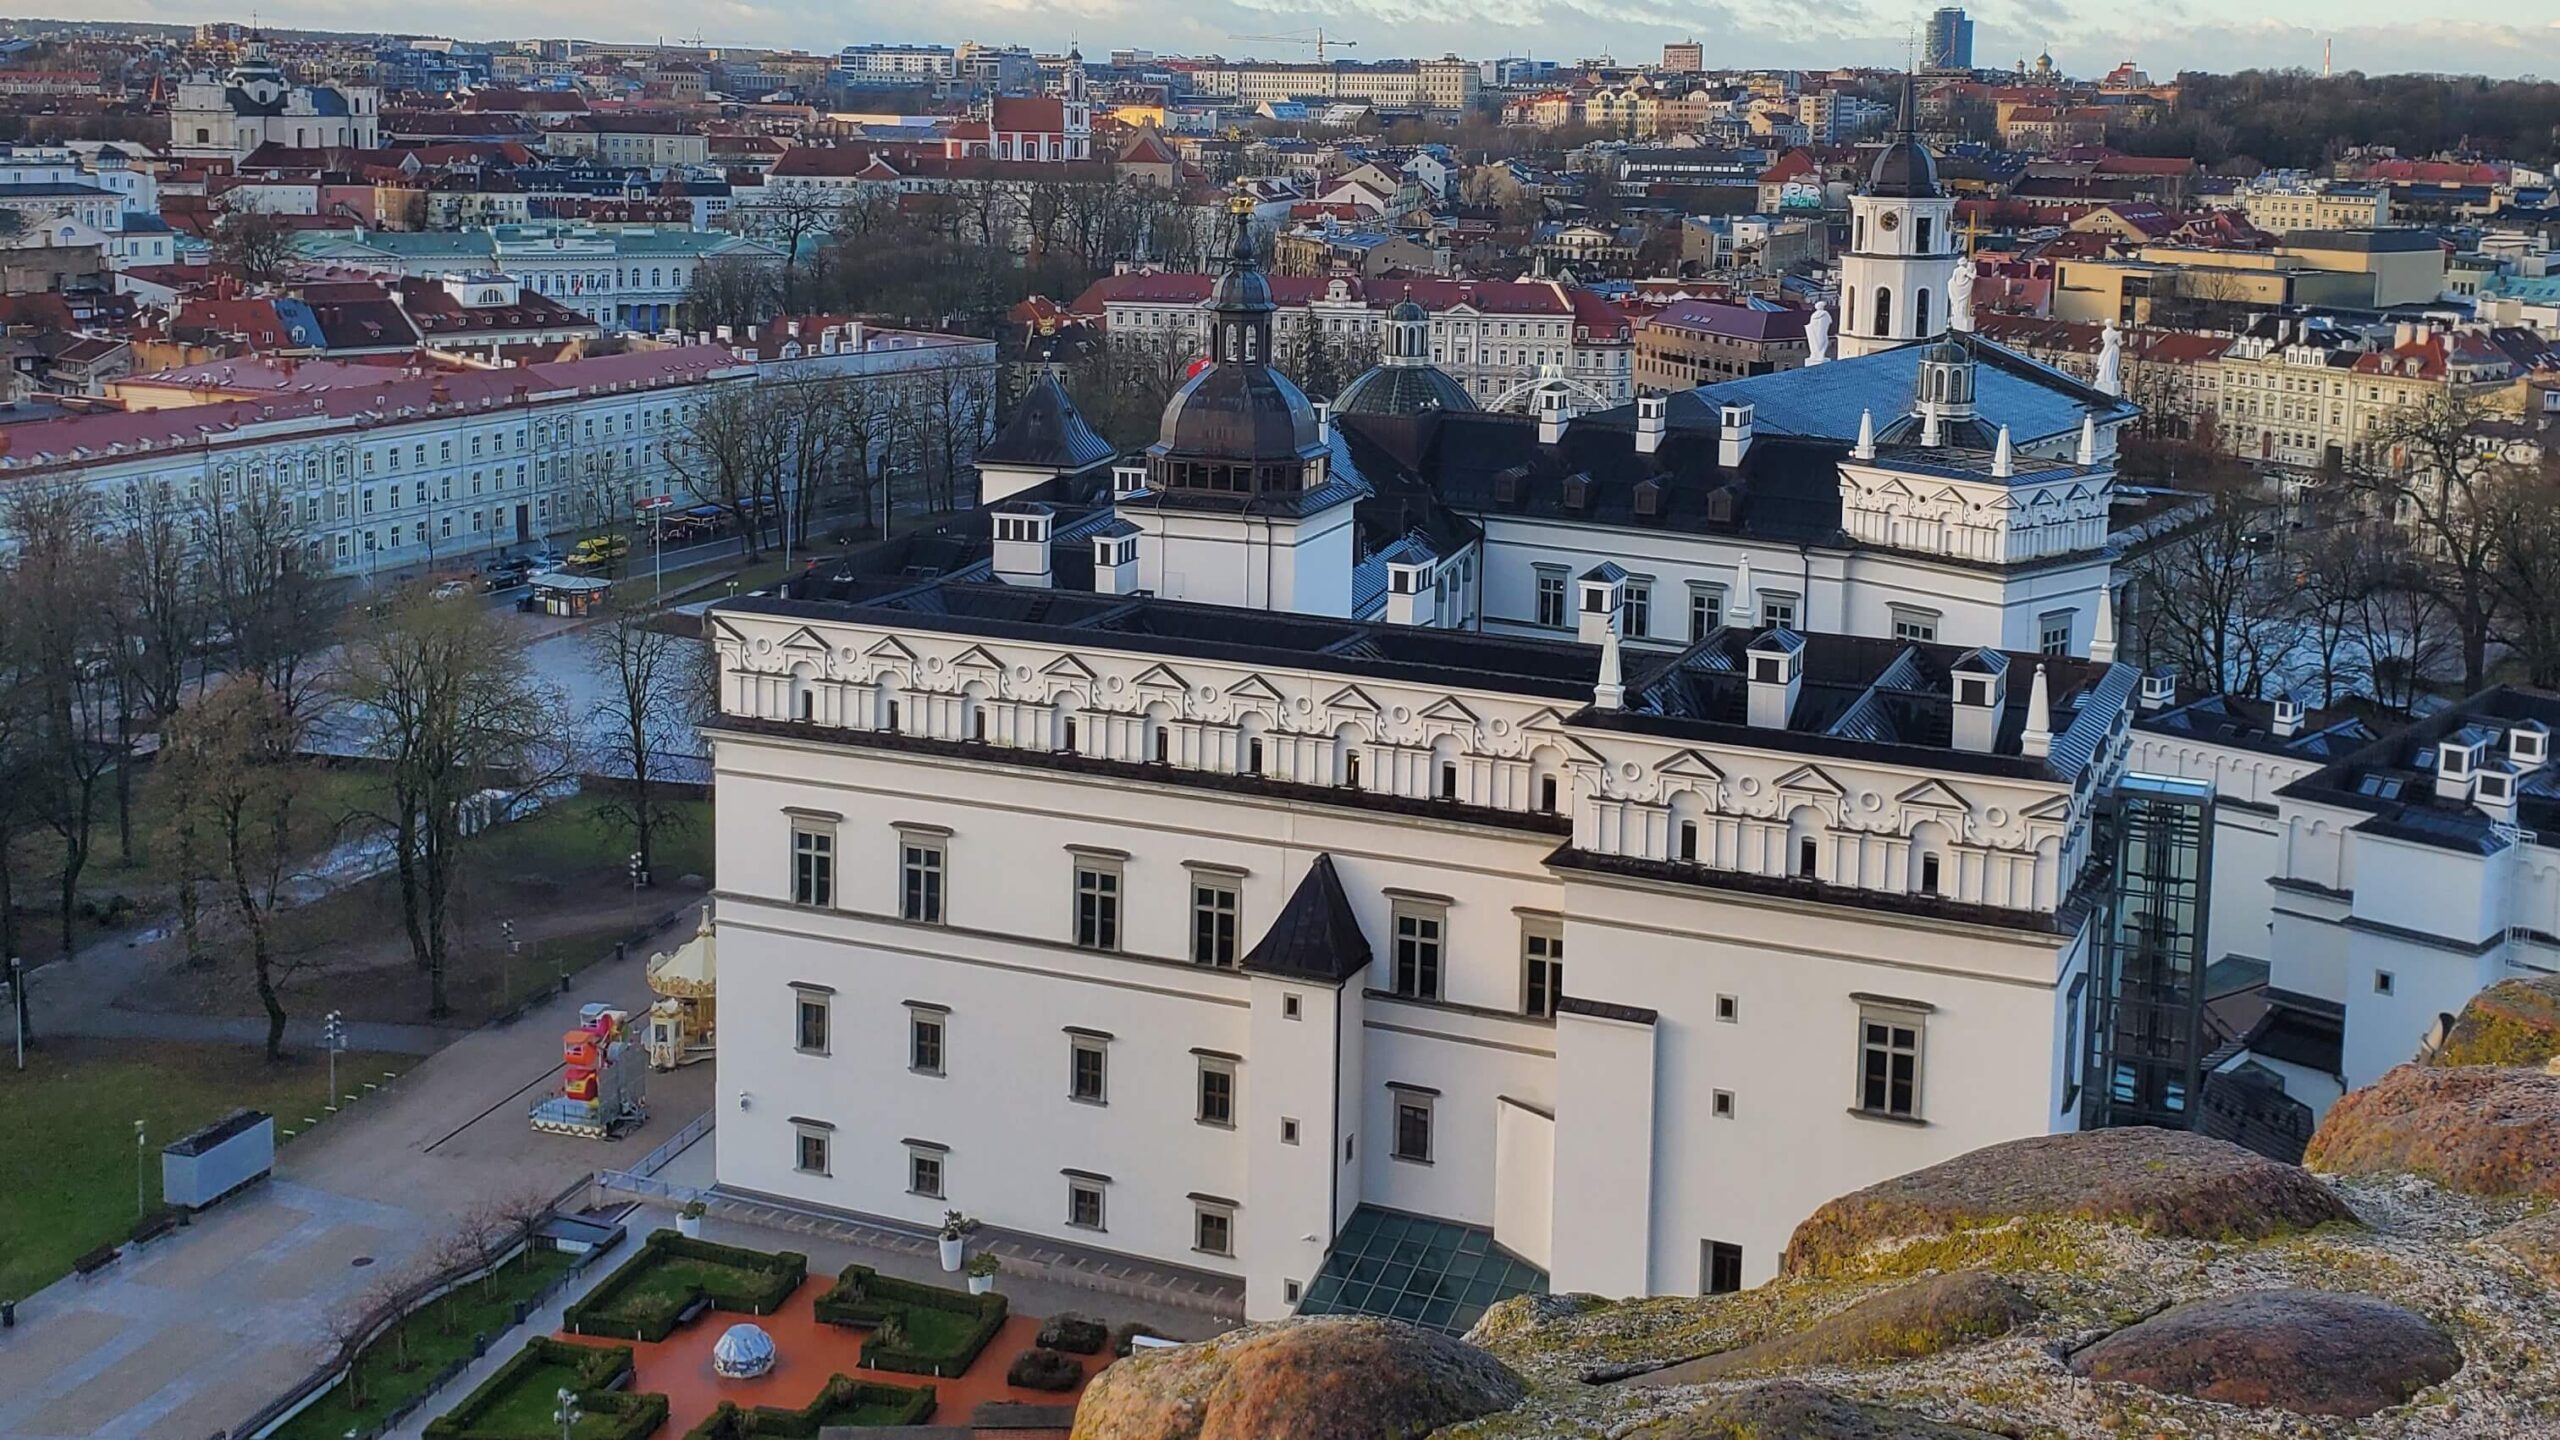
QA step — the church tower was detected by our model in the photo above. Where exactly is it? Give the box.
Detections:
[1839,78,1958,359]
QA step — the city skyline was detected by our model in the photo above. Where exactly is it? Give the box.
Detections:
[31,0,2560,80]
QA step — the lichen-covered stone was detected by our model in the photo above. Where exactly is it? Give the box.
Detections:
[1069,1315,1523,1440]
[2488,1209,2560,1287]
[2429,975,2560,1068]
[1628,1272,2035,1385]
[2305,1063,2560,1200]
[1632,1381,2006,1439]
[1463,1291,1616,1347]
[1782,1128,2357,1279]
[2068,1288,2461,1418]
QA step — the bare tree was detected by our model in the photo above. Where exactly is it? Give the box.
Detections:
[2486,457,2560,688]
[3,482,120,958]
[339,586,566,1018]
[663,383,790,559]
[2350,389,2518,692]
[200,473,335,718]
[680,256,780,336]
[736,186,837,312]
[2122,464,2291,695]
[155,677,310,1060]
[586,599,702,888]
[211,206,297,285]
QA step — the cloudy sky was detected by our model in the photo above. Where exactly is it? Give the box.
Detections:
[58,0,2560,78]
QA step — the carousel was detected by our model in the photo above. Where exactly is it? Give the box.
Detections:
[644,907,718,1071]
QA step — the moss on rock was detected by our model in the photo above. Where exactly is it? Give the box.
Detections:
[2429,975,2560,1068]
[1632,1381,2006,1439]
[1070,1315,1524,1440]
[1627,1272,2035,1385]
[2305,1063,2560,1200]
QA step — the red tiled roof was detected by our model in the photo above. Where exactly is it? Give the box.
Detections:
[990,97,1068,134]
[1073,273,1620,323]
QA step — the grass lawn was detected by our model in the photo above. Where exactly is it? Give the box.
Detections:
[817,1391,934,1427]
[0,1040,408,1301]
[471,792,713,888]
[270,1247,576,1440]
[469,1355,617,1434]
[895,1304,988,1360]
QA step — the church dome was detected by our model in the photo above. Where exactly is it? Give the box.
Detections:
[1144,190,1328,490]
[1387,297,1428,324]
[1866,75,1940,200]
[1334,362,1476,418]
[1157,362,1322,458]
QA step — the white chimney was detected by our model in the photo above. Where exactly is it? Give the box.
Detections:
[2435,737,2480,803]
[2020,663,2053,760]
[1091,526,1141,595]
[1113,462,1148,496]
[1634,394,1667,455]
[1537,387,1571,445]
[2509,721,2549,774]
[2139,671,2175,710]
[992,505,1054,588]
[2477,763,2519,823]
[2271,696,2304,740]
[1718,402,1754,468]
[1950,650,2007,753]
[1384,558,1430,626]
[1576,566,1624,647]
[1745,630,1804,729]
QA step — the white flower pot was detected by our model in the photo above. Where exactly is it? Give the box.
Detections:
[678,1214,703,1239]
[968,1272,995,1295]
[939,1236,965,1271]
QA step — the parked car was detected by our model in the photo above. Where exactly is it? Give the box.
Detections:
[568,535,630,569]
[481,555,535,591]
[429,578,472,601]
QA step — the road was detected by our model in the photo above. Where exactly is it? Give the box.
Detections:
[0,927,714,1440]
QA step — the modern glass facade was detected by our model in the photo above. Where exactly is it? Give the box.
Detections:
[2083,773,2214,1132]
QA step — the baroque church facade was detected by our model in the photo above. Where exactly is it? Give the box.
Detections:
[706,140,2157,1326]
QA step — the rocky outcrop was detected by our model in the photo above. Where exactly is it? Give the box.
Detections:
[2427,975,2560,1068]
[1628,1272,2034,1385]
[2489,1210,2560,1288]
[1781,1127,2356,1279]
[1068,1315,1523,1440]
[2067,1288,2462,1418]
[2304,1062,2560,1200]
[1633,1381,2005,1439]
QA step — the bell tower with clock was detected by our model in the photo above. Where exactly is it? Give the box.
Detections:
[1839,76,1958,360]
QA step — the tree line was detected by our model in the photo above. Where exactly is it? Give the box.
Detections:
[2119,70,2560,171]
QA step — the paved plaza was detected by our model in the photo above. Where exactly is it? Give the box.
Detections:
[0,932,714,1440]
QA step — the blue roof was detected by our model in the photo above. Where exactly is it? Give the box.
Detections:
[1679,337,2134,447]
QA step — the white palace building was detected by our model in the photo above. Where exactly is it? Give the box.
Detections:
[705,134,2215,1328]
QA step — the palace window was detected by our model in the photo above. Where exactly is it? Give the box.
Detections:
[1390,901,1445,1000]
[1856,1001,1927,1120]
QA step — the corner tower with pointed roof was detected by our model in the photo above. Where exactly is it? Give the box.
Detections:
[1839,77,1958,360]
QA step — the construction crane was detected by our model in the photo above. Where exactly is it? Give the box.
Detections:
[1228,28,1358,63]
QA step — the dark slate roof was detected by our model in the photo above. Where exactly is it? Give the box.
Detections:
[2136,691,2377,761]
[2276,685,2560,850]
[1241,855,1371,984]
[2241,989,2345,1074]
[1680,334,2134,447]
[2197,1063,2315,1165]
[980,375,1115,472]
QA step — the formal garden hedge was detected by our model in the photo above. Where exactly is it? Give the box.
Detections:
[678,1373,937,1440]
[812,1264,1009,1378]
[561,1230,807,1343]
[422,1338,667,1440]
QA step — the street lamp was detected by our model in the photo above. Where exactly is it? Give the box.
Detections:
[554,1387,582,1440]
[627,851,647,927]
[501,919,520,1011]
[323,1010,347,1110]
[134,1120,147,1222]
[8,955,23,1073]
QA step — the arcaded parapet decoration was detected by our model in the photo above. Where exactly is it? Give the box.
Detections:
[1779,1127,2357,1280]
[1069,1315,1524,1440]
[1446,1127,2560,1440]
[2424,975,2560,1069]
[2304,1064,2560,1201]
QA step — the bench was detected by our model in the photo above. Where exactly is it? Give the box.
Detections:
[131,1210,182,1246]
[72,1245,120,1278]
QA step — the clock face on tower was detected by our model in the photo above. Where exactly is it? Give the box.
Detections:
[1879,211,1901,233]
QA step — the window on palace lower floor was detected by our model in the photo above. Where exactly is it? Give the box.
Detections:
[1191,876,1240,967]
[793,988,830,1055]
[1073,859,1121,951]
[1066,1174,1107,1230]
[1521,919,1563,1018]
[1856,1001,1927,1120]
[908,1004,946,1076]
[1196,1054,1236,1128]
[790,820,835,907]
[1760,592,1799,629]
[1390,901,1446,1000]
[2040,610,2075,656]
[1534,569,1568,628]
[1701,1239,1743,1294]
[907,1144,945,1198]
[1622,580,1652,638]
[899,832,946,924]
[794,1122,832,1176]
[1392,1088,1435,1163]
[1891,607,1940,643]
[1192,1198,1235,1257]
[1068,1031,1109,1104]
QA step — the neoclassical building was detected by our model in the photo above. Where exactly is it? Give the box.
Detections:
[707,196,2151,1328]
[169,34,380,161]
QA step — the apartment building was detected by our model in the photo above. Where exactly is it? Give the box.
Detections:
[1187,58,1479,111]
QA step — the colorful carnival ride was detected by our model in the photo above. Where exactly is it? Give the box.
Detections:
[531,1003,649,1138]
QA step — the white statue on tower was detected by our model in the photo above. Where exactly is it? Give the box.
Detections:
[1804,302,1833,366]
[2095,320,2124,398]
[1947,255,1976,334]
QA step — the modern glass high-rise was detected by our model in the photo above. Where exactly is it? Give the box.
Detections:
[2083,773,2213,1132]
[1925,7,1975,71]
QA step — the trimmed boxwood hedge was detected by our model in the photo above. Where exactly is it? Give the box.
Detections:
[812,1264,1008,1379]
[562,1229,808,1343]
[423,1338,668,1440]
[679,1373,936,1439]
